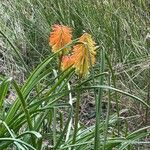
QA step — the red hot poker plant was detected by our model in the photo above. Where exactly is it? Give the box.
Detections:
[49,24,96,78]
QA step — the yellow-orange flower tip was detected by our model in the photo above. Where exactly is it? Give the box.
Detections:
[72,33,96,77]
[61,55,75,71]
[49,24,72,53]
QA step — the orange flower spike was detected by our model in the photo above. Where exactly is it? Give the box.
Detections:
[49,24,72,53]
[61,55,75,71]
[72,33,96,77]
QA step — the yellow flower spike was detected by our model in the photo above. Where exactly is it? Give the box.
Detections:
[49,24,72,53]
[61,55,75,71]
[72,33,96,77]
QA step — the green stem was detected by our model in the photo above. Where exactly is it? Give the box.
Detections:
[52,69,58,147]
[58,52,64,70]
[94,47,105,150]
[105,54,120,135]
[103,74,111,150]
[72,85,80,149]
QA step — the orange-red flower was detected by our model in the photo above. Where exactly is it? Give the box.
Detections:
[49,25,96,77]
[61,55,74,71]
[72,33,96,77]
[49,24,72,53]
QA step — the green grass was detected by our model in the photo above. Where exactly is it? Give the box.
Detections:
[0,0,150,149]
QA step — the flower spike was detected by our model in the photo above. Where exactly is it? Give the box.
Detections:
[49,24,72,53]
[72,33,96,77]
[61,55,75,71]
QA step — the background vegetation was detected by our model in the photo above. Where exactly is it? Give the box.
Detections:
[0,0,150,149]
